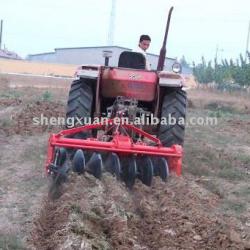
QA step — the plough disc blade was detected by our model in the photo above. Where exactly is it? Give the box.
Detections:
[51,147,69,183]
[48,147,69,199]
[153,157,169,182]
[55,147,67,167]
[104,153,121,179]
[72,149,85,174]
[122,156,137,189]
[137,156,154,186]
[86,153,103,179]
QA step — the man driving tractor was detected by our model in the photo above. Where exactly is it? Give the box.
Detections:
[134,34,151,70]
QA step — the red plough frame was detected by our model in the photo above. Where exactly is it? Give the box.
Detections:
[45,119,183,176]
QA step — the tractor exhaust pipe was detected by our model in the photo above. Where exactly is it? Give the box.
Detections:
[157,7,174,71]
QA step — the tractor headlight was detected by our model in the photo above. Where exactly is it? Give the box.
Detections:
[172,62,182,73]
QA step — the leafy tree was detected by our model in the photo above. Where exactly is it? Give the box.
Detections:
[192,54,250,86]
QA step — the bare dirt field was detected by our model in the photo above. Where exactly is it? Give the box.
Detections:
[0,74,249,249]
[0,58,76,77]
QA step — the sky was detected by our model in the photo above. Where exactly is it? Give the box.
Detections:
[0,0,249,63]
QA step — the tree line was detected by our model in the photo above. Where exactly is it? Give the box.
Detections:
[182,53,250,87]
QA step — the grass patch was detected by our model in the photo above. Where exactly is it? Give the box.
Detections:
[70,221,110,249]
[237,154,250,165]
[0,234,25,250]
[184,143,216,177]
[0,89,22,99]
[205,102,236,113]
[201,180,225,198]
[70,224,89,236]
[20,142,46,166]
[184,162,211,177]
[20,175,46,192]
[231,185,250,198]
[217,159,246,181]
[185,112,249,181]
[70,204,82,214]
[208,110,231,118]
[222,200,247,214]
[205,102,238,118]
[41,90,53,102]
[0,116,13,128]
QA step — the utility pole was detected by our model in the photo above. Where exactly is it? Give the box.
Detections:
[107,0,116,46]
[0,20,3,50]
[245,20,250,61]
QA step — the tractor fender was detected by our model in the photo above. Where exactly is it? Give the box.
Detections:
[74,65,101,79]
[158,71,185,87]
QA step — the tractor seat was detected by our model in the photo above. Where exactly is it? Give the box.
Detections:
[118,51,146,70]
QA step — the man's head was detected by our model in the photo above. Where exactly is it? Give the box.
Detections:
[139,34,151,51]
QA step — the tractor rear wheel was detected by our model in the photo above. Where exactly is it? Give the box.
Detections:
[65,79,94,161]
[66,79,93,128]
[158,88,187,147]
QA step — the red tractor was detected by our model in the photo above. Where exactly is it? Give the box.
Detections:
[45,7,187,188]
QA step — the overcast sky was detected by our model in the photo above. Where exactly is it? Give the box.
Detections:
[0,0,249,63]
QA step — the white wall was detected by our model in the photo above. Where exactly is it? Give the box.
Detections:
[28,46,176,71]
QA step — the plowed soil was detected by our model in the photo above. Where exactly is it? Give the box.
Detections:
[0,100,65,136]
[0,76,249,250]
[30,174,244,250]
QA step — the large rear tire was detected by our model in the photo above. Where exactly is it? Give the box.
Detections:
[66,79,93,128]
[65,79,94,162]
[158,88,187,147]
